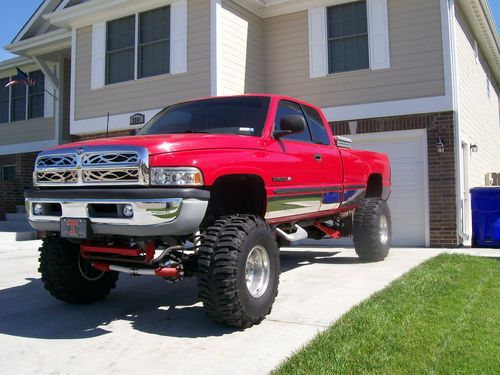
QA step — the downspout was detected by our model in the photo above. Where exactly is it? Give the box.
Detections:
[448,0,469,245]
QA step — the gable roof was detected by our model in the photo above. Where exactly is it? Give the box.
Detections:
[11,0,63,44]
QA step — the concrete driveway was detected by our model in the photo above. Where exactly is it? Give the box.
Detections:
[0,241,497,375]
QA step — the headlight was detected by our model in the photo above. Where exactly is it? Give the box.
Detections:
[150,167,204,186]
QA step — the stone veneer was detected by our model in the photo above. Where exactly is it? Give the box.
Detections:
[330,111,458,248]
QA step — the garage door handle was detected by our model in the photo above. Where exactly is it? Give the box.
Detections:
[315,154,322,161]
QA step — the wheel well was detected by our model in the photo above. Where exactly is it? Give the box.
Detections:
[365,174,383,198]
[209,175,266,218]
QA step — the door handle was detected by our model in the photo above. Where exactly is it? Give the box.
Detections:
[314,154,322,161]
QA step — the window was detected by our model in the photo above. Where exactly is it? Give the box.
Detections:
[106,6,170,84]
[28,71,45,119]
[302,105,330,145]
[0,71,45,123]
[139,6,170,78]
[0,78,9,124]
[1,165,16,181]
[11,82,26,122]
[274,100,312,143]
[327,1,369,74]
[106,15,135,84]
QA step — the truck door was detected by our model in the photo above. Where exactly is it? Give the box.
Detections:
[300,104,344,212]
[265,100,326,220]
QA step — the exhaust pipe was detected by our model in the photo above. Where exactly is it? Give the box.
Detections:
[92,262,182,279]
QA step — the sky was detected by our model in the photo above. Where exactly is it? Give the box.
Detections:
[0,0,499,62]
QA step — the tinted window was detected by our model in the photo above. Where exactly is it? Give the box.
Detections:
[327,1,369,73]
[2,165,15,181]
[274,100,312,143]
[302,105,330,145]
[139,97,270,137]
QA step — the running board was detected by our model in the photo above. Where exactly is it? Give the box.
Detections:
[275,225,308,242]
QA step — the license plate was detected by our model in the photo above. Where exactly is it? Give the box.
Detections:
[60,218,91,239]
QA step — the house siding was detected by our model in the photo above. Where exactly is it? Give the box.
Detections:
[454,5,500,188]
[74,0,211,121]
[220,0,264,94]
[263,0,446,108]
[0,118,54,146]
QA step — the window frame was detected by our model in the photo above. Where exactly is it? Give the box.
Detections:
[105,5,171,85]
[327,0,370,75]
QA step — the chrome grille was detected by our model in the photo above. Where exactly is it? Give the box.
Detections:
[36,155,77,168]
[82,169,139,182]
[82,152,139,166]
[34,146,149,187]
[37,170,79,183]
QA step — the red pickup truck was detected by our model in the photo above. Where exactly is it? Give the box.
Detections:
[26,94,391,328]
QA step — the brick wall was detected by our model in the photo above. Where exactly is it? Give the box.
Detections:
[0,152,37,219]
[330,112,458,247]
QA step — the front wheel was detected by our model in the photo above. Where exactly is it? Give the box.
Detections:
[197,215,280,328]
[38,236,119,304]
[353,198,392,262]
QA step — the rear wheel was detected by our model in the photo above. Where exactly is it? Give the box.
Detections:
[38,236,119,304]
[353,198,392,262]
[197,215,280,328]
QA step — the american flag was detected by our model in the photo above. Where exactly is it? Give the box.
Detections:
[4,67,36,89]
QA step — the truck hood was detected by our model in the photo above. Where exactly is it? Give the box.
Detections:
[51,134,267,155]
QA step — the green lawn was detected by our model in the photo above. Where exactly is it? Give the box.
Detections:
[273,254,499,375]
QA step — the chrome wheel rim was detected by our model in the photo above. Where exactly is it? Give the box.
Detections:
[245,245,270,298]
[379,215,389,245]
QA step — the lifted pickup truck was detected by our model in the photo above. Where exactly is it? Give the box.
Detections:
[26,94,391,328]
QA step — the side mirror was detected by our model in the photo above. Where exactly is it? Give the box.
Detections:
[274,115,306,139]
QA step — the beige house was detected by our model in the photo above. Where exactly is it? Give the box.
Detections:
[0,0,499,247]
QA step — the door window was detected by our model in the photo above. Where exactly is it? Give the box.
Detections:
[302,105,330,145]
[274,100,312,143]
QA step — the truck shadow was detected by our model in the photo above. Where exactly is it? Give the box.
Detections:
[0,249,359,340]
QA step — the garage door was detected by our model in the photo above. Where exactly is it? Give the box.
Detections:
[305,129,429,247]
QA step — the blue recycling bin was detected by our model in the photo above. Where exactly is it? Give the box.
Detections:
[470,187,500,247]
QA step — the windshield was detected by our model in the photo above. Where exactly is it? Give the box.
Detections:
[138,97,271,137]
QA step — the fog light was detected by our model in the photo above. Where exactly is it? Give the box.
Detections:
[123,204,134,218]
[33,203,43,216]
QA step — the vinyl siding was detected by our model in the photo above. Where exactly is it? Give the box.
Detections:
[74,0,211,121]
[220,0,264,94]
[263,0,446,108]
[0,118,54,146]
[455,5,500,188]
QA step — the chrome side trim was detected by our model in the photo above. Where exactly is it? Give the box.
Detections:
[265,193,322,219]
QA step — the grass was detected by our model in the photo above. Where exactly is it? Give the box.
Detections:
[273,254,500,375]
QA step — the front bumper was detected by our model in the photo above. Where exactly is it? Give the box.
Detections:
[25,188,209,237]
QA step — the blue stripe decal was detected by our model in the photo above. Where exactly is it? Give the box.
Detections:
[322,191,342,204]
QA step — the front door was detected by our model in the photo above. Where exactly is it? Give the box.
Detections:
[265,100,325,220]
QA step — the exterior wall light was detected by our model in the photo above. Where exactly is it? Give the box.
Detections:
[470,144,479,153]
[436,137,445,154]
